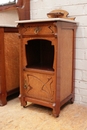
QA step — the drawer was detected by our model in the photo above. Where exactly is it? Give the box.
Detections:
[20,23,57,36]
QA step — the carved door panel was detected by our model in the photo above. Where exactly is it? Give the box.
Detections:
[23,71,55,102]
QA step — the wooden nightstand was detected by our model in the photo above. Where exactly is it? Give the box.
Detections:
[17,18,77,117]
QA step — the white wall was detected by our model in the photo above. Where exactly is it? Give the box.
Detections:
[30,0,87,106]
[0,9,18,27]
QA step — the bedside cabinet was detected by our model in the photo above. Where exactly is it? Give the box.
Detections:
[17,18,77,117]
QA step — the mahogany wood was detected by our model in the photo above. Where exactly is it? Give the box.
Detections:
[18,20,77,117]
[0,27,20,106]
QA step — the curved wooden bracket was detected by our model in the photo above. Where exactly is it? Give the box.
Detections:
[0,0,30,20]
[17,0,30,20]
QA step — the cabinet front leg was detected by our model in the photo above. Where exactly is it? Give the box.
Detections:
[19,94,27,107]
[53,105,60,117]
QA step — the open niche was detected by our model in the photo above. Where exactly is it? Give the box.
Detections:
[25,39,54,71]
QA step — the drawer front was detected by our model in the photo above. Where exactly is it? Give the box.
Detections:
[23,71,55,102]
[20,23,57,36]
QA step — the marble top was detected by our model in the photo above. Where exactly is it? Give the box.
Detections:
[0,24,17,27]
[16,18,77,24]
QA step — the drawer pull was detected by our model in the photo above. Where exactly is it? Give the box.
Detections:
[24,84,27,89]
[24,79,27,89]
[34,27,41,34]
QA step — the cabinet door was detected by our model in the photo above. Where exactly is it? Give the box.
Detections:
[23,71,55,102]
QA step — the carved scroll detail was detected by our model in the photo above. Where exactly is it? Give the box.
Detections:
[24,74,54,100]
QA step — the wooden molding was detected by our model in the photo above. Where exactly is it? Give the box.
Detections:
[0,0,30,20]
[17,0,30,20]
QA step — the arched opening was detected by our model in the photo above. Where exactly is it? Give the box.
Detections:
[25,39,54,71]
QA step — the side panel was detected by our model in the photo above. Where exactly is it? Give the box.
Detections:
[58,27,74,101]
[4,32,20,92]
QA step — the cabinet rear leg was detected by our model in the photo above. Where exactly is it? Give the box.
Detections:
[69,97,74,104]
